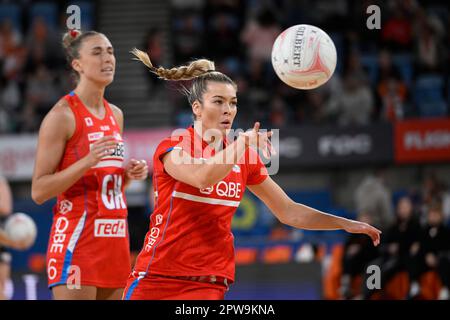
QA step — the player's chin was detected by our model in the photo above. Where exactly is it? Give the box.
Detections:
[218,122,233,134]
[95,73,115,85]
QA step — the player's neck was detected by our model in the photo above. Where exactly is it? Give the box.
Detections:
[74,81,105,112]
[193,122,224,148]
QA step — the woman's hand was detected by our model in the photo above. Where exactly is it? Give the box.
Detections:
[239,122,275,158]
[343,220,382,246]
[0,230,32,250]
[84,136,118,167]
[9,239,32,251]
[125,159,148,180]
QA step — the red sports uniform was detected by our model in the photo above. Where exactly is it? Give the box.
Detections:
[123,126,268,300]
[47,91,130,289]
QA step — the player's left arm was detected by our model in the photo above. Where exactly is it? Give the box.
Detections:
[0,179,30,249]
[0,229,13,247]
[0,176,12,217]
[248,177,381,246]
[109,104,148,188]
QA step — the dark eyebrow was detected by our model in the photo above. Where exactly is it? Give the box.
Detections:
[91,46,113,51]
[212,95,237,100]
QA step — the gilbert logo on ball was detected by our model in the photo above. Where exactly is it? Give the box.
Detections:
[271,24,337,90]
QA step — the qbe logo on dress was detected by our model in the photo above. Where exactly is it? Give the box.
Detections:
[94,219,126,238]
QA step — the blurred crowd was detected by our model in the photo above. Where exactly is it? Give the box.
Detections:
[263,167,450,299]
[339,169,450,300]
[166,0,449,128]
[1,0,449,133]
[0,16,72,133]
[0,1,90,133]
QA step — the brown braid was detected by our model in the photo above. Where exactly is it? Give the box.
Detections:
[131,48,237,121]
[131,48,215,81]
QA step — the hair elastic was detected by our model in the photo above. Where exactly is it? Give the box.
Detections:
[70,29,79,38]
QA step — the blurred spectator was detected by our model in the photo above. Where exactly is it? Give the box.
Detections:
[360,196,421,299]
[407,202,450,300]
[343,49,369,85]
[377,71,408,122]
[204,0,244,60]
[21,63,59,131]
[172,12,205,62]
[241,8,281,63]
[326,70,374,126]
[414,13,446,74]
[296,91,329,125]
[280,0,312,28]
[17,99,40,132]
[354,168,393,230]
[206,12,239,59]
[323,49,374,126]
[268,95,289,127]
[244,59,270,122]
[0,75,21,132]
[1,21,26,91]
[380,2,413,52]
[142,28,163,88]
[443,188,450,225]
[346,0,384,53]
[339,213,379,299]
[420,172,446,222]
[374,49,409,121]
[310,0,349,27]
[0,20,22,60]
[24,17,61,73]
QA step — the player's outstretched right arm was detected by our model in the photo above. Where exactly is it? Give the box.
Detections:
[31,100,118,205]
[248,177,381,246]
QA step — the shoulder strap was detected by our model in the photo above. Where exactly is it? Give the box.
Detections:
[63,91,83,146]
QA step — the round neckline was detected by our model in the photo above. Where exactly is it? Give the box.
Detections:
[72,92,108,121]
[188,126,229,150]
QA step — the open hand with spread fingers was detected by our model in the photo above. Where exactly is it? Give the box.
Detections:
[239,122,276,158]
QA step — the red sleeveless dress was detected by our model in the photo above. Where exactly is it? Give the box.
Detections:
[46,92,130,289]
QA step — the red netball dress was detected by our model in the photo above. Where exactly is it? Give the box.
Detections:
[123,126,268,299]
[46,91,130,289]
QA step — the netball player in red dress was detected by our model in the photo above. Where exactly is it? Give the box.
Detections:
[123,50,381,300]
[31,30,148,300]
